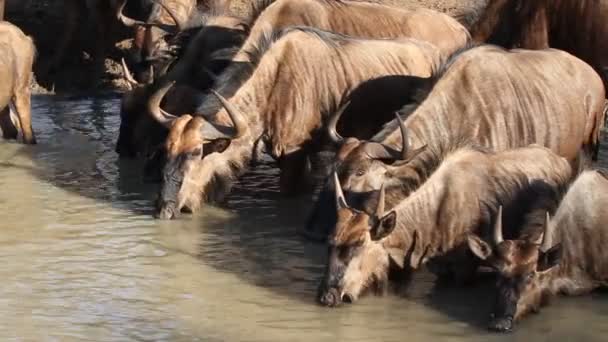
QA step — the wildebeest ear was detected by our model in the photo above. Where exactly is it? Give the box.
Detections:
[467,235,493,260]
[537,243,562,272]
[203,138,231,157]
[371,211,397,241]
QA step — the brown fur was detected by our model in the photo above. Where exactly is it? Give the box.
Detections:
[210,0,470,101]
[116,10,249,157]
[319,145,573,305]
[469,0,608,88]
[156,27,445,217]
[331,45,605,221]
[469,169,608,331]
[0,21,36,144]
[126,0,469,159]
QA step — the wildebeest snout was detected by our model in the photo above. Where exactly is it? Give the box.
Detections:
[155,200,178,220]
[318,287,341,307]
[488,315,514,333]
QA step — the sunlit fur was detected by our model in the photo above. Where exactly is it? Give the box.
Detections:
[208,0,470,101]
[159,27,446,214]
[0,22,36,144]
[116,7,251,158]
[468,0,608,88]
[333,44,605,211]
[320,145,573,303]
[479,170,608,326]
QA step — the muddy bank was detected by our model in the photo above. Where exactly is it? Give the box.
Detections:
[4,0,484,95]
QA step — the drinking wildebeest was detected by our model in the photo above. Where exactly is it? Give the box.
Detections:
[467,169,608,332]
[116,0,470,160]
[317,145,573,307]
[0,21,36,144]
[468,0,608,88]
[151,27,448,219]
[115,0,267,158]
[305,44,606,240]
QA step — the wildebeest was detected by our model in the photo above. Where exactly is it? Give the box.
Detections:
[117,0,470,159]
[317,145,573,307]
[151,27,448,219]
[305,44,606,240]
[467,169,608,332]
[0,21,36,144]
[208,0,470,100]
[468,0,608,87]
[45,0,199,82]
[115,0,265,158]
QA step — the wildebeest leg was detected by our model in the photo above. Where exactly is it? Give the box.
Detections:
[13,88,35,144]
[303,177,337,241]
[89,0,115,83]
[0,107,18,140]
[278,148,314,195]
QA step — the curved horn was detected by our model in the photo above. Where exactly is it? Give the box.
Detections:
[210,90,248,138]
[493,205,504,245]
[147,80,178,128]
[327,101,350,145]
[333,172,347,209]
[203,67,220,82]
[375,183,386,218]
[146,64,155,84]
[540,212,554,252]
[395,112,410,160]
[152,0,186,32]
[121,58,139,86]
[117,0,147,27]
[362,142,401,160]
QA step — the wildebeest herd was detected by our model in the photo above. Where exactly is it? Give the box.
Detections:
[1,0,608,333]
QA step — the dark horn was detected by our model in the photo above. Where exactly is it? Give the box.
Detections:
[493,205,504,245]
[117,0,147,27]
[327,101,350,145]
[210,90,249,138]
[151,0,185,32]
[203,67,219,82]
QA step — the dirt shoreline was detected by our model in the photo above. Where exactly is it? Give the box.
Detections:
[4,0,483,95]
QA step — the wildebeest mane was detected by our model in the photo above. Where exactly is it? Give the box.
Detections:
[372,42,481,143]
[198,26,361,115]
[478,163,577,243]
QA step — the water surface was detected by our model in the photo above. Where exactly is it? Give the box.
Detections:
[0,95,607,341]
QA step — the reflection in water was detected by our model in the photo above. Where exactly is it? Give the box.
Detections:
[0,96,606,341]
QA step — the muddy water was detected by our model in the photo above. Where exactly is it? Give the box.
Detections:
[0,96,607,341]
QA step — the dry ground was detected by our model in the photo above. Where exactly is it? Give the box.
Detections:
[4,0,485,94]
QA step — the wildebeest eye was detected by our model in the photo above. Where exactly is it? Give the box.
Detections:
[338,245,358,260]
[356,169,365,177]
[189,148,202,158]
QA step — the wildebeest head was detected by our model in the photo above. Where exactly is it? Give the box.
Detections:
[115,10,248,159]
[330,110,427,194]
[116,59,179,160]
[467,207,562,332]
[151,87,248,219]
[307,111,427,239]
[318,174,407,307]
